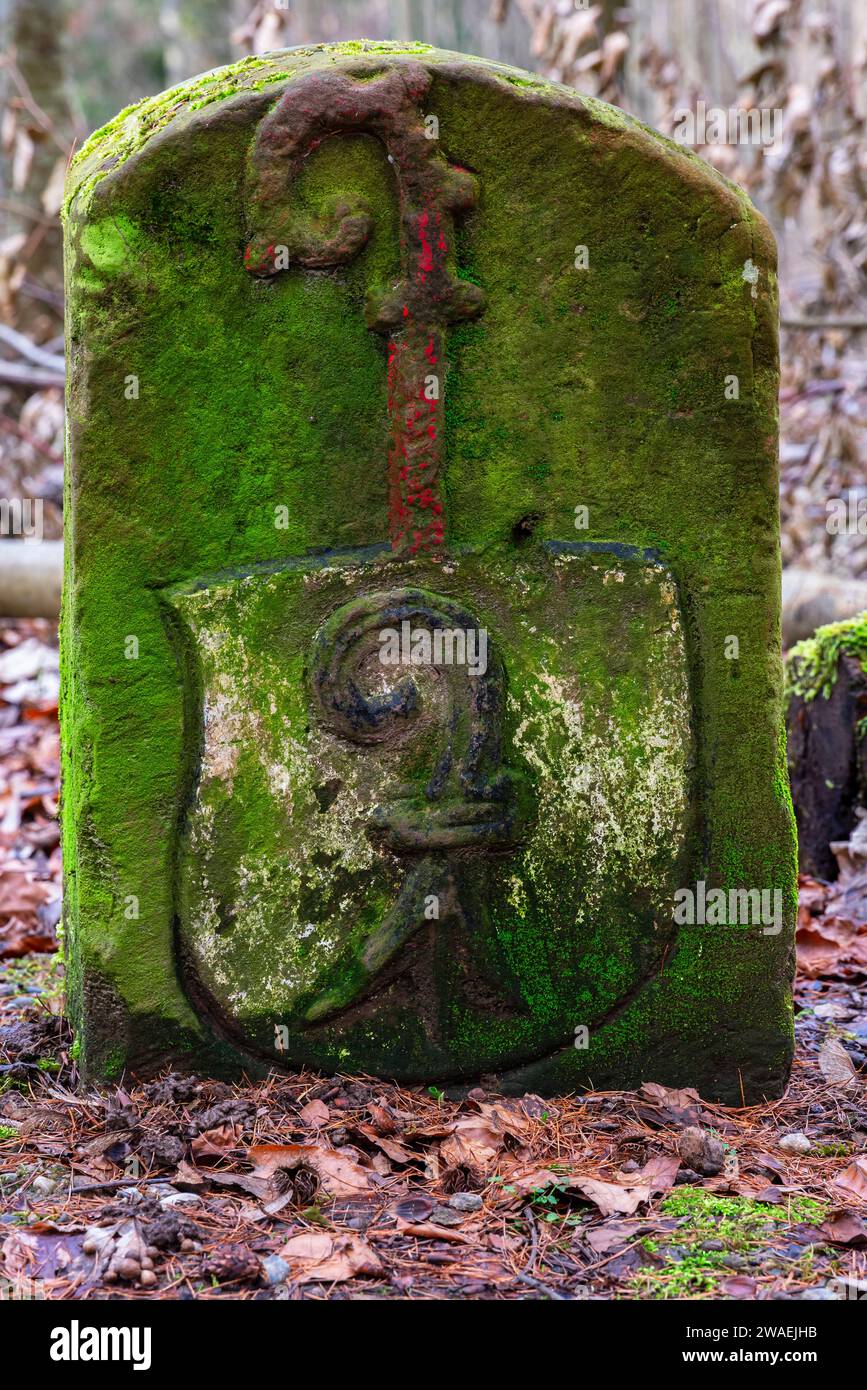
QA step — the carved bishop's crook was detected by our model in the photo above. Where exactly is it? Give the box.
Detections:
[243,64,484,555]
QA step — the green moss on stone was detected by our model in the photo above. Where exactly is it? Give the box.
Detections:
[62,45,793,1097]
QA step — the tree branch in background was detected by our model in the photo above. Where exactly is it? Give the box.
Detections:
[491,0,632,104]
[0,0,76,336]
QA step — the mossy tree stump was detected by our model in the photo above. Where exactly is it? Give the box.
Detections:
[786,616,867,880]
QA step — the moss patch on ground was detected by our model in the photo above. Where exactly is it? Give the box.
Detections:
[629,1188,828,1299]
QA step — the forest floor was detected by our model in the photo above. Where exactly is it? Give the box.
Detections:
[1,621,866,1302]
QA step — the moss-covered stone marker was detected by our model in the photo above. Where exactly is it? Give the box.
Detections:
[62,43,796,1099]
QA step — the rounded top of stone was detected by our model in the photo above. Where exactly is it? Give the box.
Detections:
[64,40,759,232]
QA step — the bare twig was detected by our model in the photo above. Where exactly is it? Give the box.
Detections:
[0,362,65,389]
[0,324,65,373]
[0,412,63,464]
[18,280,64,311]
[0,53,74,157]
[782,317,867,331]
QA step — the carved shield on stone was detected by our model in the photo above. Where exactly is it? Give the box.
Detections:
[164,541,693,1079]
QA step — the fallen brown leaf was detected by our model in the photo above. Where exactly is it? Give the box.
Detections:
[0,864,56,916]
[571,1177,648,1217]
[571,1152,681,1216]
[191,1123,240,1159]
[636,1081,706,1126]
[498,1165,560,1195]
[248,1142,376,1200]
[440,1116,507,1175]
[372,1134,416,1165]
[298,1099,329,1128]
[639,1082,703,1111]
[172,1159,208,1191]
[818,1036,860,1088]
[797,914,867,979]
[1,1224,88,1285]
[833,1158,867,1202]
[366,1102,397,1136]
[819,1208,867,1247]
[617,1154,680,1192]
[0,914,57,957]
[277,1230,382,1284]
[585,1219,652,1254]
[353,1122,416,1165]
[720,1274,758,1297]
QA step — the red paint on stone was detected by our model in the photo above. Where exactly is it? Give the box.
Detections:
[243,64,485,554]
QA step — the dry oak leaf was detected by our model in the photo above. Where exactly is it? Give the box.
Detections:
[571,1178,647,1218]
[572,1155,680,1217]
[172,1159,208,1191]
[487,1231,523,1253]
[472,1099,532,1135]
[636,1081,707,1126]
[585,1220,654,1255]
[0,914,57,958]
[618,1154,681,1192]
[796,922,848,978]
[354,1127,416,1165]
[366,1102,397,1136]
[0,865,56,916]
[639,1082,703,1110]
[818,1036,860,1088]
[819,1208,867,1248]
[298,1099,330,1128]
[520,1093,557,1120]
[277,1230,382,1284]
[833,1158,867,1203]
[193,1142,377,1212]
[249,1143,376,1200]
[497,1166,561,1196]
[1,1223,88,1286]
[797,874,828,918]
[191,1123,240,1159]
[439,1118,505,1174]
[439,1101,530,1174]
[798,918,867,978]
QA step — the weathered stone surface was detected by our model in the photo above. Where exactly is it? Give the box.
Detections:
[165,543,691,1076]
[62,42,795,1099]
